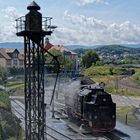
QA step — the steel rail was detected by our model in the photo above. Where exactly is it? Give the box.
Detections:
[46,125,73,140]
[12,106,25,119]
[11,99,73,140]
[11,99,25,111]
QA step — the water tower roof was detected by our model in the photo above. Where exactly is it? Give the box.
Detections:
[27,1,40,10]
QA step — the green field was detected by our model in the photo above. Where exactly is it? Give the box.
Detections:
[6,80,24,96]
[83,65,140,96]
[116,106,139,126]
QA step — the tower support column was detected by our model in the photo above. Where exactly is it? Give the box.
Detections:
[16,1,56,139]
[24,37,45,140]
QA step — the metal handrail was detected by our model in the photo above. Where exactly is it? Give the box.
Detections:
[16,16,55,33]
[15,16,25,32]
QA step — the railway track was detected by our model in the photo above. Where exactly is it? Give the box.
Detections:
[55,106,131,140]
[95,129,131,140]
[54,86,132,140]
[46,125,98,140]
[11,90,131,140]
[46,125,73,140]
[59,114,131,140]
[11,99,97,140]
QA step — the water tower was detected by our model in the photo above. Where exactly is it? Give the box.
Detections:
[16,1,56,139]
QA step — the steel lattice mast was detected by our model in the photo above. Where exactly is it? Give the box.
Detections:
[16,1,56,139]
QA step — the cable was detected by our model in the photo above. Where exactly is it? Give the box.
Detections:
[44,49,60,105]
[39,43,60,105]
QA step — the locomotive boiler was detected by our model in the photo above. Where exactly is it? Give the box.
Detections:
[65,78,116,132]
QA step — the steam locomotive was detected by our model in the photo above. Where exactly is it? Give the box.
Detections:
[65,77,116,132]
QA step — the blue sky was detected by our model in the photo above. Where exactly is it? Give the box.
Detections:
[0,0,140,45]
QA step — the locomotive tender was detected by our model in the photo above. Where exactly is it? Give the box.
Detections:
[65,78,116,132]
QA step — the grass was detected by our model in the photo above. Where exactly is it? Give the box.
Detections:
[84,65,126,76]
[0,84,23,139]
[11,86,24,96]
[0,109,23,140]
[91,75,116,84]
[103,80,140,96]
[6,80,24,96]
[85,65,112,75]
[116,106,138,125]
[7,81,24,88]
[131,70,140,84]
[0,92,11,110]
[83,65,140,96]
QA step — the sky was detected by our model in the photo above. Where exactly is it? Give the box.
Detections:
[0,0,140,45]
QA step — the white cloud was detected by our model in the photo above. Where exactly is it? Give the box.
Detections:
[0,7,22,42]
[2,7,20,21]
[76,0,109,5]
[0,7,140,46]
[51,11,140,45]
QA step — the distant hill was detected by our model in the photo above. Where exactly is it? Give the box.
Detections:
[0,43,96,50]
[0,42,140,51]
[95,45,140,55]
[66,44,140,50]
[124,44,140,48]
[0,42,24,49]
[1,42,139,65]
[93,45,140,61]
[65,45,97,50]
[72,45,140,58]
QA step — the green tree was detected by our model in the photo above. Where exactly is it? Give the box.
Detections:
[45,49,62,73]
[0,66,8,85]
[45,49,73,73]
[82,50,100,68]
[9,67,24,76]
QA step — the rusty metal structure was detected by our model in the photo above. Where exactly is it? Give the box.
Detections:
[16,1,56,139]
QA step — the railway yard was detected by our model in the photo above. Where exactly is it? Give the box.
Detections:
[10,79,140,140]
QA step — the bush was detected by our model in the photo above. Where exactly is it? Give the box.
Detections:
[109,67,114,75]
[0,92,11,110]
[82,50,100,68]
[84,65,118,76]
[132,71,140,82]
[0,108,22,140]
[9,67,24,76]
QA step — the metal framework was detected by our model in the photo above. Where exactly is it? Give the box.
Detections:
[16,1,56,140]
[24,37,45,139]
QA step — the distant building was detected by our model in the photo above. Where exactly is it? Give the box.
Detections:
[0,48,24,69]
[44,38,77,61]
[0,40,78,72]
[44,39,79,73]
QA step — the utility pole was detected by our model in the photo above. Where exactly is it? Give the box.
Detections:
[115,76,119,94]
[16,1,56,139]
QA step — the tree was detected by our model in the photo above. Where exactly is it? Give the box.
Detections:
[45,49,73,73]
[0,66,8,85]
[9,67,24,76]
[45,49,62,73]
[82,50,100,68]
